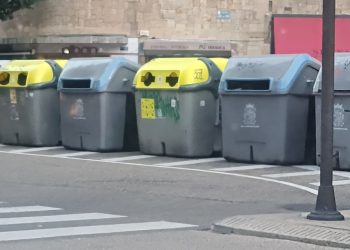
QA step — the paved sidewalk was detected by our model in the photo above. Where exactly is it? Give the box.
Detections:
[212,210,350,248]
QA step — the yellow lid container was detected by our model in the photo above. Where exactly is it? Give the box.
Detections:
[0,60,67,88]
[134,57,227,90]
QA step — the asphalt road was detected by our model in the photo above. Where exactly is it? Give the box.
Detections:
[0,144,348,249]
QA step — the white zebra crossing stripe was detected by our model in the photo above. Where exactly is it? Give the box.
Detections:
[0,221,196,242]
[0,206,61,213]
[295,165,319,171]
[55,151,97,158]
[9,147,62,154]
[0,213,125,226]
[311,179,350,186]
[156,158,224,167]
[101,155,155,162]
[296,165,350,178]
[211,165,280,172]
[334,171,350,178]
[263,171,320,178]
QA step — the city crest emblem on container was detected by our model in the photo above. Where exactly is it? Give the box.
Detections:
[334,103,346,130]
[242,103,259,128]
[71,99,86,120]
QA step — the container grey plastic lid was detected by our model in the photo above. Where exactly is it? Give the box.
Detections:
[58,57,139,92]
[223,54,294,81]
[313,53,350,92]
[60,57,111,81]
[219,54,320,95]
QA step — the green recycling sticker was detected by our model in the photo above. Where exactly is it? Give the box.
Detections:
[140,91,180,122]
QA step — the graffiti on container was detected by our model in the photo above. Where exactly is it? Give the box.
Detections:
[344,59,350,70]
[140,91,180,122]
[241,103,259,128]
[334,103,347,130]
[236,61,264,72]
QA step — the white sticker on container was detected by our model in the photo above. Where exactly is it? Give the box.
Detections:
[171,99,177,108]
[200,100,206,107]
[155,76,164,84]
[10,76,16,84]
[9,89,17,104]
[29,91,34,97]
[157,109,163,118]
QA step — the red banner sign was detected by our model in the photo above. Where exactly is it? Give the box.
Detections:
[273,15,350,60]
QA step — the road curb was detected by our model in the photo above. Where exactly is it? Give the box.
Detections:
[211,212,350,248]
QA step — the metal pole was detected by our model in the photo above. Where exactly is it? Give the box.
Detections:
[307,0,344,221]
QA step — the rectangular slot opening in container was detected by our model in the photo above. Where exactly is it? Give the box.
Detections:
[61,79,91,89]
[226,79,270,91]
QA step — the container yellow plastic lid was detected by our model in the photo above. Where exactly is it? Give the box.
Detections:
[55,60,67,69]
[134,57,228,90]
[210,58,228,72]
[0,60,66,88]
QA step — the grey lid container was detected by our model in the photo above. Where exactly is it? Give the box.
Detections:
[313,52,350,93]
[58,57,139,93]
[219,54,320,95]
[58,57,140,152]
[219,54,320,165]
[314,53,350,170]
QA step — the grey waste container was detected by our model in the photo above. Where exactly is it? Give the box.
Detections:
[58,57,139,152]
[134,57,227,157]
[219,54,320,164]
[314,53,350,170]
[0,59,66,146]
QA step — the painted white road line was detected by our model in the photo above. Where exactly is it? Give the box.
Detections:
[295,165,320,171]
[296,165,350,179]
[0,150,319,195]
[0,206,62,213]
[211,164,281,172]
[156,158,224,167]
[101,155,156,162]
[311,179,350,187]
[9,147,63,154]
[0,221,196,242]
[0,213,125,226]
[263,171,320,178]
[334,171,350,178]
[55,151,97,158]
[331,179,350,186]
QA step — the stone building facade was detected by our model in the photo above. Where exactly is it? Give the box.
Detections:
[0,0,349,56]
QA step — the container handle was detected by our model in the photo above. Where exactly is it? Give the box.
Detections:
[122,78,129,85]
[215,98,221,126]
